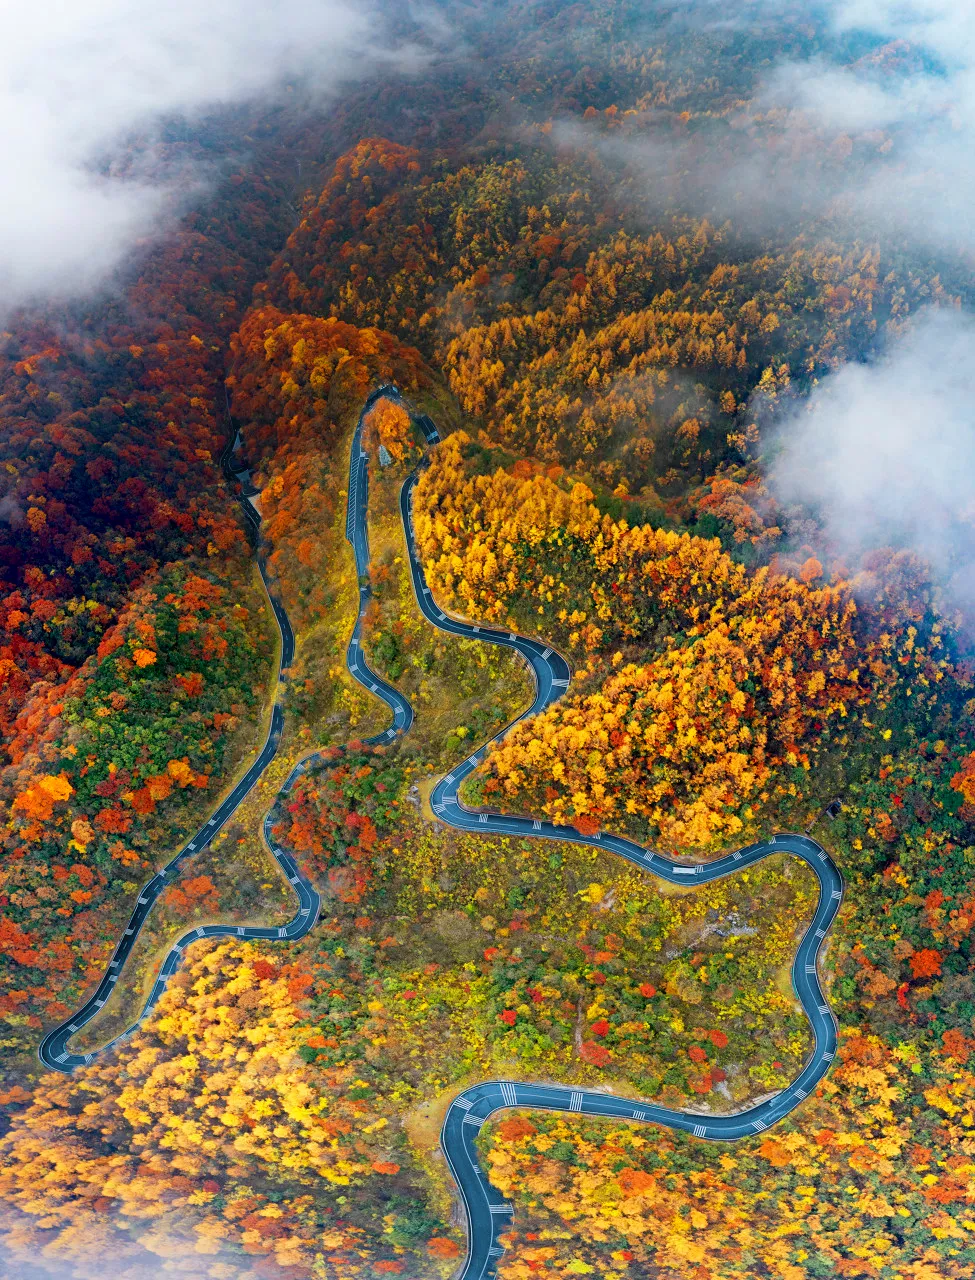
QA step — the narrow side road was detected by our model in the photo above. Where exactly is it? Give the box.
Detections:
[37,428,323,1070]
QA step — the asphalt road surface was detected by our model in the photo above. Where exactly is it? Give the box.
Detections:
[38,388,843,1280]
[378,388,841,1280]
[37,427,324,1072]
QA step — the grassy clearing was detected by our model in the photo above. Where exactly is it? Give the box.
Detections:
[301,808,818,1124]
[282,420,389,745]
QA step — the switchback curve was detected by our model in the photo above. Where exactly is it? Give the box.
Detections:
[37,427,330,1070]
[359,387,843,1280]
[37,387,843,1280]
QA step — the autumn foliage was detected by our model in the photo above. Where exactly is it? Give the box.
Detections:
[0,567,265,1026]
[0,939,448,1277]
[226,305,426,627]
[364,399,415,464]
[0,13,973,1279]
[415,432,863,847]
[264,135,956,497]
[485,1029,975,1279]
[270,748,404,906]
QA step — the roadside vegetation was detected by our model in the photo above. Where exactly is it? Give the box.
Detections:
[2,4,975,1277]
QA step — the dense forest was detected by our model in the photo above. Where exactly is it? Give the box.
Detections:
[0,1,973,1277]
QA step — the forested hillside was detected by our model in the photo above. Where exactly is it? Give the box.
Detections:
[0,1,973,1277]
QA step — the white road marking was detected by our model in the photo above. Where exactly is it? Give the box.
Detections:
[50,398,845,1241]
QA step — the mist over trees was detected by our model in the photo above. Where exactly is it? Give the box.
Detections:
[0,2,974,1278]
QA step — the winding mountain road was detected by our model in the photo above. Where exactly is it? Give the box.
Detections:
[383,390,842,1279]
[37,430,324,1071]
[38,387,842,1280]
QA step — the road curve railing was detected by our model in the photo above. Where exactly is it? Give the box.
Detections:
[37,387,842,1280]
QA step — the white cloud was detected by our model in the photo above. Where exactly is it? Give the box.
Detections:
[576,2,975,603]
[759,59,942,132]
[751,5,975,599]
[577,1,975,259]
[0,0,395,312]
[754,2,975,258]
[830,0,975,56]
[769,308,975,583]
